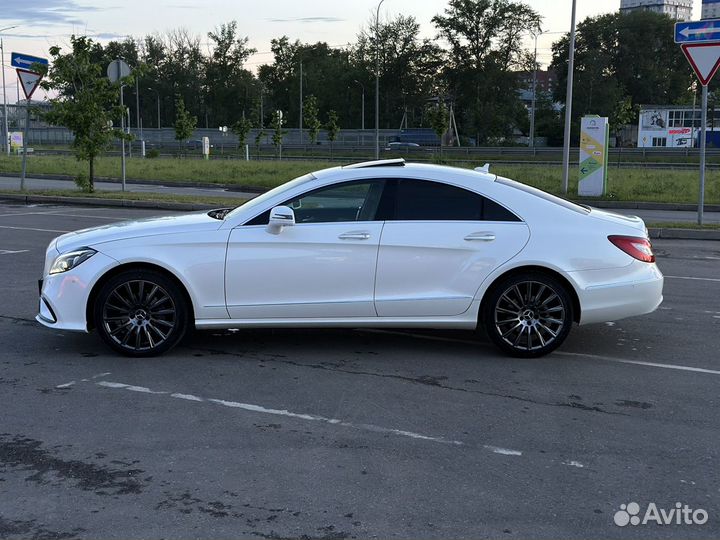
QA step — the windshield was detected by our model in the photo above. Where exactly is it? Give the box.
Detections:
[225,173,316,219]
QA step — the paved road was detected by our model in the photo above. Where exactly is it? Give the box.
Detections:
[1,174,719,224]
[0,202,719,539]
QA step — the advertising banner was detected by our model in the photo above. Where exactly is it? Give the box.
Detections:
[579,116,609,197]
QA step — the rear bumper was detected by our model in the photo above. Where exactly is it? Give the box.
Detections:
[571,262,664,325]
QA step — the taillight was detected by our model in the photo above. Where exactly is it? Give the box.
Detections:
[608,235,656,263]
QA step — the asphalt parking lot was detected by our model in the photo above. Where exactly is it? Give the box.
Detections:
[0,201,718,539]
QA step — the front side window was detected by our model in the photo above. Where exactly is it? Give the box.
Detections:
[392,179,520,222]
[245,180,385,225]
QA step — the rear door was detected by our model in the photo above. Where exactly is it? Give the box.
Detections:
[374,179,530,317]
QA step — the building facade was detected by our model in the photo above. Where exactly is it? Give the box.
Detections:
[637,105,720,147]
[702,0,720,19]
[620,0,693,20]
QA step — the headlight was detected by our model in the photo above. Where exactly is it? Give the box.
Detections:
[49,248,97,275]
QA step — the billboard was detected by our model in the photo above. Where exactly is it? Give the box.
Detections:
[640,109,668,130]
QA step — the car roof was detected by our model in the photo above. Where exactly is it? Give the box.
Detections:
[313,159,497,183]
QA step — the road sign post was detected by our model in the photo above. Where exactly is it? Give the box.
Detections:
[13,52,47,191]
[675,21,720,225]
[107,59,131,192]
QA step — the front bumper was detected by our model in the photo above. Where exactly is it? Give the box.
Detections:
[36,252,118,332]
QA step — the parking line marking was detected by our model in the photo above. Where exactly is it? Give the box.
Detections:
[55,381,75,388]
[484,445,522,456]
[0,225,69,233]
[361,329,720,376]
[95,380,463,446]
[665,275,720,283]
[557,351,720,375]
[0,249,29,255]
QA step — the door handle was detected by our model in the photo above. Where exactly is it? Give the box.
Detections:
[339,231,371,240]
[464,232,496,241]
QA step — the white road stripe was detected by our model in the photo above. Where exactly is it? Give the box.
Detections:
[0,249,29,255]
[362,329,720,376]
[557,351,720,375]
[484,445,522,456]
[55,381,75,388]
[96,380,462,446]
[665,275,720,283]
[0,225,69,233]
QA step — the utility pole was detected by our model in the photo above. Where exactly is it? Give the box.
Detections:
[375,0,386,159]
[529,29,542,148]
[561,0,577,194]
[354,80,365,131]
[299,60,303,145]
[0,27,19,155]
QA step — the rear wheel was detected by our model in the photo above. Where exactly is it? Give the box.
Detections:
[93,269,189,357]
[482,272,573,358]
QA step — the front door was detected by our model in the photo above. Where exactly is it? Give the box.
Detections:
[225,180,386,319]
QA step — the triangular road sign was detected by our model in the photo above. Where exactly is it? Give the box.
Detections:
[681,42,720,86]
[16,68,43,100]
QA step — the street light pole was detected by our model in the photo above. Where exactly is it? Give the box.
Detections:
[375,0,386,159]
[1,26,19,156]
[299,60,303,145]
[561,0,577,194]
[529,29,541,149]
[354,80,365,131]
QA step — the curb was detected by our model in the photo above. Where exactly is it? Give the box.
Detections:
[648,227,720,241]
[0,172,267,194]
[0,193,220,211]
[573,199,720,212]
[1,192,719,240]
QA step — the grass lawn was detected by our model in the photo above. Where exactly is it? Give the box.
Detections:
[1,154,719,204]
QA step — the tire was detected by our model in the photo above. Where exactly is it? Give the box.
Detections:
[93,269,189,357]
[482,272,574,358]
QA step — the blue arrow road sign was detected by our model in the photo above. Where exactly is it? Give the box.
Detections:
[10,52,49,71]
[675,20,720,43]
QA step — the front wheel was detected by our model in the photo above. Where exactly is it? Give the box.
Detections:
[93,269,189,357]
[482,272,574,358]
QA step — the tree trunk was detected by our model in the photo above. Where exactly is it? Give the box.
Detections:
[88,156,95,193]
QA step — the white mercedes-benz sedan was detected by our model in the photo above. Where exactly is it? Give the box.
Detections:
[37,159,663,358]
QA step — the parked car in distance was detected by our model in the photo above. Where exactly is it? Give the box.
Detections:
[384,141,421,151]
[37,159,663,358]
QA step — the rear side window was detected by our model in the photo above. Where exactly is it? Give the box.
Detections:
[391,179,520,222]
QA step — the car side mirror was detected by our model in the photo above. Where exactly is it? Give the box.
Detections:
[267,205,295,234]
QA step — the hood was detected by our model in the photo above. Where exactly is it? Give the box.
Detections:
[587,207,647,235]
[55,211,224,252]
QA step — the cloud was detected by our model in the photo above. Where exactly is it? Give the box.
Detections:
[0,0,100,26]
[267,17,344,24]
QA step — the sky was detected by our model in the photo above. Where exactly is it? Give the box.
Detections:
[0,0,706,103]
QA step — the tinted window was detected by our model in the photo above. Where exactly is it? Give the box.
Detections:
[245,180,385,225]
[393,180,520,221]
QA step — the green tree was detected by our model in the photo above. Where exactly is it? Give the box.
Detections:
[325,110,340,157]
[353,15,445,129]
[174,95,197,154]
[433,0,542,144]
[425,102,450,154]
[551,11,694,138]
[232,116,253,148]
[303,95,322,144]
[39,35,129,192]
[271,110,286,159]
